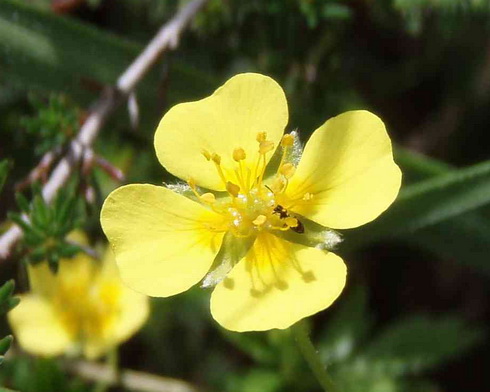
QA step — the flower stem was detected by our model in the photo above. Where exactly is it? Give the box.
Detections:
[291,320,338,392]
[93,348,120,392]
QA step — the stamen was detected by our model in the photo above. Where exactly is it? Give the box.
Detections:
[233,148,246,162]
[278,133,295,174]
[211,153,221,165]
[201,149,212,161]
[233,148,248,191]
[226,181,240,197]
[252,214,267,226]
[200,193,216,204]
[279,163,295,179]
[187,178,202,200]
[256,131,267,142]
[259,141,274,154]
[281,134,294,147]
[209,153,228,186]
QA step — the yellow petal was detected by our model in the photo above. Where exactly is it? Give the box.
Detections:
[113,286,149,345]
[82,284,149,360]
[210,233,346,332]
[100,184,226,297]
[96,249,149,348]
[155,73,288,190]
[287,110,402,229]
[8,295,73,356]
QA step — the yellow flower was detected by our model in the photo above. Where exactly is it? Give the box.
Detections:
[8,234,149,359]
[100,73,401,332]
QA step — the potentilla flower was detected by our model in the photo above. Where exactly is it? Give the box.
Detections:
[8,234,149,359]
[101,73,401,332]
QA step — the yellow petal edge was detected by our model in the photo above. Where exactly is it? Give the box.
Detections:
[287,110,402,229]
[154,73,289,190]
[210,233,347,332]
[100,184,225,297]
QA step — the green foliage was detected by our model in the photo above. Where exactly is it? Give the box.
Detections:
[325,290,483,392]
[219,288,483,392]
[0,357,89,392]
[8,186,83,273]
[0,0,218,135]
[0,281,19,366]
[347,159,490,248]
[359,315,483,376]
[21,94,81,156]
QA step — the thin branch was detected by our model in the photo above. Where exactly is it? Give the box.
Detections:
[0,0,209,259]
[66,360,199,392]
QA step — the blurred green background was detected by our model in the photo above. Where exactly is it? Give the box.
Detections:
[1,0,490,391]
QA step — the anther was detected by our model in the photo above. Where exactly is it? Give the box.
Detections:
[279,163,295,179]
[281,134,294,147]
[259,140,274,154]
[201,149,212,161]
[226,181,240,197]
[233,148,246,162]
[200,193,216,204]
[252,215,267,226]
[256,132,267,142]
[188,177,197,189]
[211,153,221,165]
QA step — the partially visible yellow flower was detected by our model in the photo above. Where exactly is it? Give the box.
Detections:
[101,73,401,332]
[8,234,149,359]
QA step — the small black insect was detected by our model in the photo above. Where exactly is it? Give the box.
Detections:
[273,205,305,234]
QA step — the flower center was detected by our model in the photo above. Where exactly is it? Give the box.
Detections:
[190,132,304,238]
[54,275,121,343]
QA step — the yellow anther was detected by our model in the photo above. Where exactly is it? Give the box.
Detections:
[259,140,274,154]
[211,153,222,165]
[285,217,299,228]
[233,147,247,162]
[279,163,296,179]
[188,178,197,189]
[281,134,294,147]
[201,149,212,161]
[270,177,286,193]
[302,192,314,201]
[252,214,267,226]
[226,181,240,197]
[200,193,216,204]
[256,131,267,142]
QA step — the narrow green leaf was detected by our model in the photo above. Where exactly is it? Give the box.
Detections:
[0,0,218,134]
[359,315,483,376]
[0,336,13,356]
[0,280,14,304]
[14,193,30,214]
[347,160,490,247]
[31,194,50,230]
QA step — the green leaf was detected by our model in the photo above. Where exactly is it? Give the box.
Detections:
[0,281,19,314]
[0,0,218,134]
[406,212,490,274]
[0,336,13,357]
[14,193,30,214]
[347,160,490,247]
[358,315,483,376]
[318,287,373,363]
[0,280,14,304]
[220,330,276,365]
